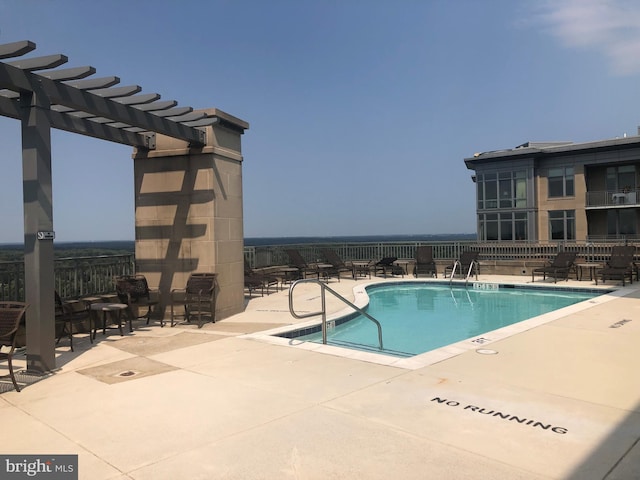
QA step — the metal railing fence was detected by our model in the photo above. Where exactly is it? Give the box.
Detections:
[1,240,638,302]
[0,254,134,302]
[244,239,639,268]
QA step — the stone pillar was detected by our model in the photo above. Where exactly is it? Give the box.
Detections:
[132,109,248,321]
[21,88,56,372]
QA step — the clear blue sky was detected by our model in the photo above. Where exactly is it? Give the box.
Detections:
[1,0,640,242]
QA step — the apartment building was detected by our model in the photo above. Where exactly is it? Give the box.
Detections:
[464,136,640,242]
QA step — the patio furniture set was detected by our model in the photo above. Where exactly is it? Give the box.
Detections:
[531,245,638,285]
[55,270,216,333]
[245,244,639,297]
[243,246,483,297]
[0,272,219,391]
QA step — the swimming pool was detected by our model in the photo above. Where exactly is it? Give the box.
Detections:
[279,282,606,358]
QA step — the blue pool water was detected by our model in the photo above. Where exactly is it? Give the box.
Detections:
[291,283,603,357]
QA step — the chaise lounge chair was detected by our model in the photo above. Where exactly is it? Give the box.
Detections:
[598,245,636,286]
[414,245,437,278]
[531,251,577,283]
[444,251,479,279]
[244,261,279,297]
[320,249,353,281]
[374,257,404,277]
[284,249,321,279]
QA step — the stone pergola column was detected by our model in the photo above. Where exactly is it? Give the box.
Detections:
[132,109,249,321]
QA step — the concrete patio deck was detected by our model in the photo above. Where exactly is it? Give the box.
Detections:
[1,274,639,479]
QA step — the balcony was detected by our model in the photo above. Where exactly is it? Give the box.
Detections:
[585,189,640,208]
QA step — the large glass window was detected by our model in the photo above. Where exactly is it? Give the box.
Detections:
[514,212,528,240]
[607,209,637,237]
[606,165,636,192]
[549,210,575,241]
[479,212,528,241]
[477,170,527,209]
[548,167,574,198]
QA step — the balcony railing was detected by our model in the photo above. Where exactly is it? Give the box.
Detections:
[585,189,640,208]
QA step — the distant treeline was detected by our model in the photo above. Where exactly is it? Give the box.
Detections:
[244,233,477,246]
[0,234,477,261]
[0,241,135,262]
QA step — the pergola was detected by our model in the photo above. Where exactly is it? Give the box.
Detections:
[0,40,225,372]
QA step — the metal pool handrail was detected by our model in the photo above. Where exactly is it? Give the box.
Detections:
[448,260,479,287]
[288,278,384,350]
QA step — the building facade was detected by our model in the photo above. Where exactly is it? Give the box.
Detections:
[464,137,640,242]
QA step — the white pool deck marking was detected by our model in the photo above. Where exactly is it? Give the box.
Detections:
[1,274,638,479]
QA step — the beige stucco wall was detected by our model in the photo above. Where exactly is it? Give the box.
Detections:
[536,163,587,240]
[132,109,248,321]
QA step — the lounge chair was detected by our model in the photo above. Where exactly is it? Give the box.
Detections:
[284,249,320,279]
[414,246,437,278]
[374,257,404,277]
[320,249,353,281]
[0,301,28,392]
[170,273,217,327]
[444,251,479,279]
[531,251,577,283]
[115,275,162,326]
[598,246,636,286]
[244,261,279,297]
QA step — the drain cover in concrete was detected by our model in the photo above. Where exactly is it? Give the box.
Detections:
[107,332,225,356]
[77,357,177,384]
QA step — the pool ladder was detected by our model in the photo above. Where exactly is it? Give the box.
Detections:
[288,279,384,350]
[448,260,479,286]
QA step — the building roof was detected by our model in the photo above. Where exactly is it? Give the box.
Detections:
[465,135,640,169]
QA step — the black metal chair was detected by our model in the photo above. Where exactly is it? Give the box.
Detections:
[0,301,28,392]
[55,291,90,351]
[170,273,217,327]
[115,275,161,327]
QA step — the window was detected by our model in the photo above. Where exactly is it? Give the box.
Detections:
[478,212,528,241]
[477,170,527,209]
[606,165,636,192]
[548,167,574,198]
[549,210,575,241]
[607,209,637,237]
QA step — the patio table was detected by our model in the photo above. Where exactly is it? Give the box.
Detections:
[576,262,602,283]
[351,261,372,279]
[279,267,301,288]
[315,263,335,282]
[90,302,129,341]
